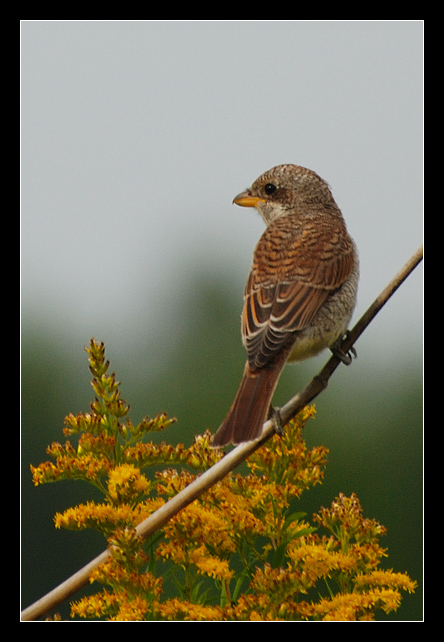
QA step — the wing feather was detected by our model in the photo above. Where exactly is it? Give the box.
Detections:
[242,214,355,369]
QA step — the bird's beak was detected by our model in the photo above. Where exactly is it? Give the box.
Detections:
[233,190,266,207]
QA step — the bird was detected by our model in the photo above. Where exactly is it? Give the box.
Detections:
[211,164,359,448]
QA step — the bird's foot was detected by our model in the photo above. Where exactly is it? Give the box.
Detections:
[268,406,284,436]
[331,331,357,366]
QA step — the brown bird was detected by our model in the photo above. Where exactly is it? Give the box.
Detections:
[211,164,359,448]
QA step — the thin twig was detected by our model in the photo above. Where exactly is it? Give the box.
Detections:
[21,245,423,621]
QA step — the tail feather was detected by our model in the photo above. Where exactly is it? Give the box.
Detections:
[211,359,284,447]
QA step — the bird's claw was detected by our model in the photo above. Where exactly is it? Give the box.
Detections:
[268,406,284,436]
[331,332,357,366]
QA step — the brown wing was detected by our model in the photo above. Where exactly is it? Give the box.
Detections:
[242,214,355,369]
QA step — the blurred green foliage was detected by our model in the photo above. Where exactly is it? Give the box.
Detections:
[21,271,422,620]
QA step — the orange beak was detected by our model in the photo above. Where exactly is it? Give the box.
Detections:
[233,190,266,207]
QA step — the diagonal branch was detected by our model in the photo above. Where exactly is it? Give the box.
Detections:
[21,245,423,621]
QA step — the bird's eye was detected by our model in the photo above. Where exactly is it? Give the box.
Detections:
[264,183,277,195]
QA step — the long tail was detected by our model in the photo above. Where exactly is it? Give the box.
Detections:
[211,357,287,448]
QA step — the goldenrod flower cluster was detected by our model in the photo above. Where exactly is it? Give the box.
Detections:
[31,340,416,621]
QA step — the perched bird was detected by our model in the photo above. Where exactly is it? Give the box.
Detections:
[211,164,359,448]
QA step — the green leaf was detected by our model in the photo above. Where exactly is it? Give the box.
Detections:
[271,542,288,569]
[283,511,307,531]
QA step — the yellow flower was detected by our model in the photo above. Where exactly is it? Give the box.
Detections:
[71,591,119,620]
[354,569,417,593]
[55,501,134,531]
[109,594,151,621]
[159,501,236,560]
[308,587,407,621]
[30,339,418,624]
[189,546,233,581]
[287,541,356,587]
[154,598,223,621]
[107,464,150,504]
